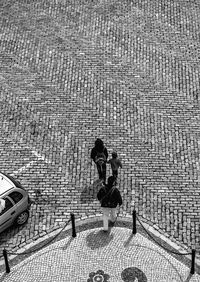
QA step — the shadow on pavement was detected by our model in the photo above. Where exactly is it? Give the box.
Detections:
[61,237,75,251]
[80,179,102,203]
[123,242,183,281]
[124,233,136,248]
[86,229,113,250]
[184,273,194,281]
[123,234,198,281]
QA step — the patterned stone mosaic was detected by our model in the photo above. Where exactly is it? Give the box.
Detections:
[0,228,199,281]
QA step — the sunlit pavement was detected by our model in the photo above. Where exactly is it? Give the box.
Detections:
[0,0,200,279]
[1,223,200,281]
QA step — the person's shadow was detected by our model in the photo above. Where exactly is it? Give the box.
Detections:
[86,229,114,250]
[80,179,103,204]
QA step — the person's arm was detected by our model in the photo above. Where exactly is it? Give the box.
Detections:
[118,159,122,168]
[117,190,122,206]
[97,189,103,201]
[90,148,96,162]
[104,147,108,160]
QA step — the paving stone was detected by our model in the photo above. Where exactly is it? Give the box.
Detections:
[0,0,199,265]
[1,226,200,281]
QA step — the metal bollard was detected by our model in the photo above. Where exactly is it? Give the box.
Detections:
[132,210,137,234]
[190,249,196,274]
[3,249,10,273]
[71,213,76,238]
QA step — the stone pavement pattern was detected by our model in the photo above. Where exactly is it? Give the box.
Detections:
[1,227,200,282]
[0,0,200,261]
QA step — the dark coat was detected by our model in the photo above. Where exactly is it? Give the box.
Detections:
[90,146,108,163]
[97,185,122,208]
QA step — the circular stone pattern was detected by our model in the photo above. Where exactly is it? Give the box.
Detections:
[121,267,147,281]
[0,228,196,281]
[87,270,110,282]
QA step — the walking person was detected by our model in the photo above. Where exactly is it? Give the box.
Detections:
[97,176,122,232]
[90,138,108,182]
[107,151,122,181]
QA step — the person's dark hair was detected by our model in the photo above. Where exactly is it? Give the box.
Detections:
[112,152,117,158]
[95,138,104,152]
[107,176,115,188]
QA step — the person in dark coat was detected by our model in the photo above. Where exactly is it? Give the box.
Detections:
[97,176,122,231]
[90,138,108,182]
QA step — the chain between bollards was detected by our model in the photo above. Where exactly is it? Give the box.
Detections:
[132,210,137,234]
[71,213,76,238]
[134,210,196,275]
[2,213,196,276]
[3,249,10,273]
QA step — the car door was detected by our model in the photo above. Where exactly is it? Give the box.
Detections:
[8,190,28,212]
[0,197,16,233]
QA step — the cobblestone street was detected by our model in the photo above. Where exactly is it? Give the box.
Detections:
[0,0,200,265]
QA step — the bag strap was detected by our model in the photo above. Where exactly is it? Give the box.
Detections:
[100,186,115,203]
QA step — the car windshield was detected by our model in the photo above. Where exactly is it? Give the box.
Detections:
[1,174,24,189]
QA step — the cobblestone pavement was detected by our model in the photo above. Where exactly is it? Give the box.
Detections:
[1,225,200,282]
[0,0,200,264]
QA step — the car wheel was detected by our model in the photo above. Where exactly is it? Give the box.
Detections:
[16,210,29,225]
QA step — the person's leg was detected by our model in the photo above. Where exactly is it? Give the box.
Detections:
[102,162,106,182]
[96,163,102,179]
[112,170,118,185]
[110,208,117,223]
[102,207,109,231]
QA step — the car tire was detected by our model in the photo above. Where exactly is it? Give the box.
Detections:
[15,210,29,225]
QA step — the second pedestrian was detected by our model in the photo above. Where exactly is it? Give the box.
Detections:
[107,151,122,181]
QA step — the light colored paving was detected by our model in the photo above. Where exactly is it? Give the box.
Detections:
[0,227,199,282]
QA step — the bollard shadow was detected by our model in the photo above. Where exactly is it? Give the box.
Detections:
[184,273,194,281]
[122,242,184,281]
[124,233,136,248]
[61,237,75,251]
[80,179,102,204]
[86,229,114,250]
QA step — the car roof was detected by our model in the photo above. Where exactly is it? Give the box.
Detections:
[0,173,15,196]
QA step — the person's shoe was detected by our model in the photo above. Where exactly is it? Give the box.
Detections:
[103,229,108,233]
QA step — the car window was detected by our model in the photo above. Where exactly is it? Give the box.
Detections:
[0,198,13,216]
[8,191,23,203]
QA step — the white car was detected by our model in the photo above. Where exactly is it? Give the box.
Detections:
[0,172,31,233]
